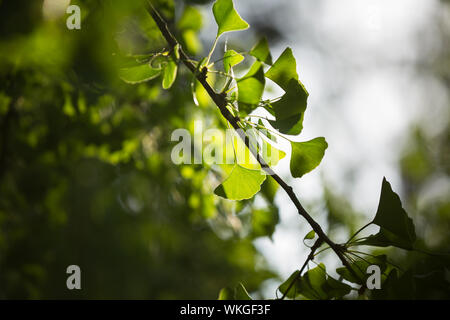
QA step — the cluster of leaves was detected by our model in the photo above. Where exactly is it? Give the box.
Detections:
[123,0,328,202]
[0,0,277,299]
[124,0,450,300]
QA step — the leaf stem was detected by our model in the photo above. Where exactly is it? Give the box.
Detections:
[346,222,372,245]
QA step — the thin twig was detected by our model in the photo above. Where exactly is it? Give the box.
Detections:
[279,238,323,300]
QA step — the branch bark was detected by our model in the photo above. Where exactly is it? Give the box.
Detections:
[146,1,362,284]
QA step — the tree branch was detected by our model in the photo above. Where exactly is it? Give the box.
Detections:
[146,1,362,284]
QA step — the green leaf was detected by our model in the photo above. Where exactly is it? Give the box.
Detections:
[278,271,300,299]
[290,137,328,178]
[223,49,244,73]
[265,47,298,91]
[162,59,178,89]
[304,230,315,240]
[249,37,273,65]
[237,61,265,114]
[268,78,308,135]
[279,265,351,300]
[336,255,388,285]
[119,63,161,84]
[213,0,249,37]
[359,178,416,250]
[251,207,279,239]
[323,275,353,299]
[214,165,266,200]
[258,135,286,167]
[297,264,329,300]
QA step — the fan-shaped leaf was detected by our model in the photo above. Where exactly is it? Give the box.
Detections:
[237,61,265,114]
[249,37,272,65]
[213,0,249,37]
[265,47,298,91]
[290,137,328,178]
[214,165,266,200]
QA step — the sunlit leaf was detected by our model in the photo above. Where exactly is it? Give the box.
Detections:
[265,47,298,91]
[162,59,178,89]
[249,37,272,65]
[214,165,266,200]
[223,49,244,73]
[268,78,308,135]
[290,137,328,178]
[213,0,249,37]
[237,61,265,114]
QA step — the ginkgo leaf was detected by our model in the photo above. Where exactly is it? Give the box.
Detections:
[336,255,388,285]
[228,127,286,169]
[265,47,298,91]
[213,0,249,38]
[223,49,244,73]
[162,59,178,89]
[358,178,417,250]
[237,61,265,114]
[278,271,300,299]
[268,78,309,135]
[279,264,351,300]
[249,37,273,65]
[214,164,266,200]
[290,137,328,178]
[119,63,161,84]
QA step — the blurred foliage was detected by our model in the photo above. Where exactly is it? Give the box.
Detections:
[0,0,276,299]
